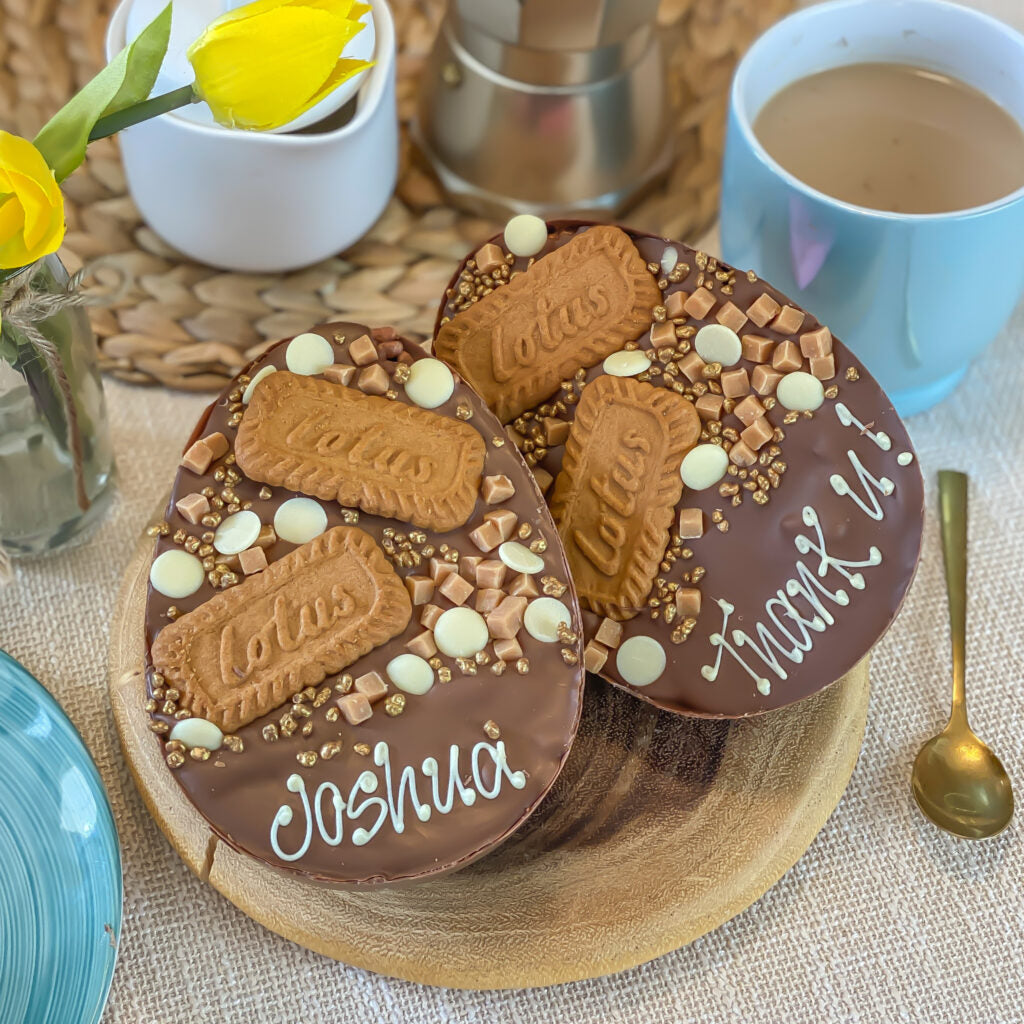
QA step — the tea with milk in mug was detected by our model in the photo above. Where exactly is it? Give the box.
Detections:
[754,62,1024,214]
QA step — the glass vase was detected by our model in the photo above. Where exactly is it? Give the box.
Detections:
[0,255,116,556]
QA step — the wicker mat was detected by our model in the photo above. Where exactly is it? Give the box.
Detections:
[0,0,793,391]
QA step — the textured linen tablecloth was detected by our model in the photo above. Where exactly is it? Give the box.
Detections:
[0,298,1021,1023]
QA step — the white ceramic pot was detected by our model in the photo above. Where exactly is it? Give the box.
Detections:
[105,0,398,272]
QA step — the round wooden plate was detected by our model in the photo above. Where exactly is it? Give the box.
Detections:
[110,534,870,989]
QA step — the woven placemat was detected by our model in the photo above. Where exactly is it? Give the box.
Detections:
[0,0,794,391]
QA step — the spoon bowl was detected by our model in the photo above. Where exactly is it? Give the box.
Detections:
[912,726,1014,840]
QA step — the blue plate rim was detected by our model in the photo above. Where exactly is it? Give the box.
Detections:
[0,649,123,1024]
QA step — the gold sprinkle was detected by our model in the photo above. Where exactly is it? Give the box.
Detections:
[149,720,169,735]
[334,674,354,694]
[483,720,501,740]
[515,658,530,675]
[189,746,211,762]
[716,520,730,533]
[845,367,860,381]
[166,751,185,768]
[491,659,507,676]
[297,750,318,768]
[384,693,406,716]
[438,666,452,684]
[325,707,340,722]
[354,742,371,757]
[561,648,579,666]
[491,436,505,447]
[824,384,839,399]
[223,735,244,753]
[529,538,547,554]
[262,723,279,743]
[455,403,473,420]
[301,721,314,737]
[517,522,533,540]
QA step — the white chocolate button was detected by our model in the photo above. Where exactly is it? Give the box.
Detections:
[776,371,824,412]
[273,497,327,545]
[523,597,571,643]
[213,509,261,555]
[603,350,651,377]
[242,365,276,404]
[433,607,489,658]
[680,444,729,490]
[503,214,547,257]
[150,549,204,599]
[897,451,914,466]
[405,357,455,409]
[386,654,434,695]
[694,324,742,366]
[616,635,666,687]
[285,332,334,376]
[169,717,223,751]
[498,541,544,575]
[660,245,678,275]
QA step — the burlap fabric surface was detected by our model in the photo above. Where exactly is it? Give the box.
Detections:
[1,292,1022,1021]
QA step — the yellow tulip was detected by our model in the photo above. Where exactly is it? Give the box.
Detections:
[0,131,65,270]
[187,0,374,132]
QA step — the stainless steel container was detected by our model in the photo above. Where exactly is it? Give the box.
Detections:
[413,0,673,220]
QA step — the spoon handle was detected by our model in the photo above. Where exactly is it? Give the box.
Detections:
[938,470,968,724]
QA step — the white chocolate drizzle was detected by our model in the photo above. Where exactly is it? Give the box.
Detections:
[835,401,891,451]
[830,451,894,522]
[269,741,526,861]
[897,451,914,466]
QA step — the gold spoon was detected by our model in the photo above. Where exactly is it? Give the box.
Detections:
[911,470,1014,839]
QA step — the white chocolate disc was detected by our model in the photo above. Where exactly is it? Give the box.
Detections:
[603,350,651,377]
[616,635,667,687]
[503,214,547,257]
[213,509,262,555]
[150,549,205,599]
[523,597,572,643]
[285,332,334,376]
[694,324,742,366]
[273,497,327,545]
[405,357,455,409]
[498,541,544,575]
[660,246,678,275]
[386,654,434,695]
[776,371,825,412]
[680,444,729,490]
[242,365,276,404]
[169,717,223,751]
[433,607,489,658]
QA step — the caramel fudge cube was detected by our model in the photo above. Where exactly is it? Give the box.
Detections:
[481,474,516,504]
[583,641,609,673]
[800,326,833,359]
[733,394,766,426]
[493,637,523,663]
[770,305,805,335]
[469,519,504,552]
[533,467,553,493]
[237,545,268,575]
[405,574,435,605]
[751,364,784,396]
[484,508,518,542]
[420,604,443,630]
[741,335,774,364]
[508,573,539,598]
[354,670,388,704]
[460,556,482,582]
[716,301,748,333]
[337,692,372,725]
[348,333,378,366]
[486,595,528,639]
[439,572,474,606]
[772,341,802,373]
[675,588,701,617]
[720,368,750,399]
[741,417,774,451]
[683,288,715,319]
[729,440,757,467]
[181,439,215,476]
[594,617,623,649]
[475,559,507,590]
[695,394,724,421]
[677,508,704,539]
[175,492,210,525]
[475,588,504,614]
[430,557,458,584]
[664,289,688,319]
[810,354,836,380]
[406,630,438,659]
[650,321,676,347]
[323,362,356,386]
[474,242,505,275]
[746,293,781,328]
[356,364,389,395]
[542,417,571,447]
[678,352,706,382]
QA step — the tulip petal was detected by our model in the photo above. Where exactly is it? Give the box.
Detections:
[189,7,365,131]
[307,58,375,108]
[0,131,65,269]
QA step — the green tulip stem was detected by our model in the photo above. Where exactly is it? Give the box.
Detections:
[88,84,198,141]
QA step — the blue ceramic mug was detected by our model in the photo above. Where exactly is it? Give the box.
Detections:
[720,0,1024,416]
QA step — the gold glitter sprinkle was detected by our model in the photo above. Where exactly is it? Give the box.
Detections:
[149,720,169,735]
[354,742,371,757]
[384,693,406,716]
[561,648,579,665]
[301,721,314,737]
[297,750,318,768]
[824,384,839,399]
[166,751,185,768]
[438,666,453,684]
[223,735,244,753]
[845,367,860,381]
[258,486,272,500]
[529,538,547,554]
[262,724,279,743]
[491,659,507,676]
[541,576,567,597]
[455,403,473,420]
[189,746,211,762]
[515,658,530,675]
[334,674,354,694]
[517,522,533,540]
[492,436,505,447]
[320,741,342,760]
[483,720,501,740]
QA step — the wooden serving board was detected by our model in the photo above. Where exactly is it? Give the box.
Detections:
[109,534,869,989]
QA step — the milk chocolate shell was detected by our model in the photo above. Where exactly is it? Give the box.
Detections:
[143,324,585,885]
[435,222,924,718]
